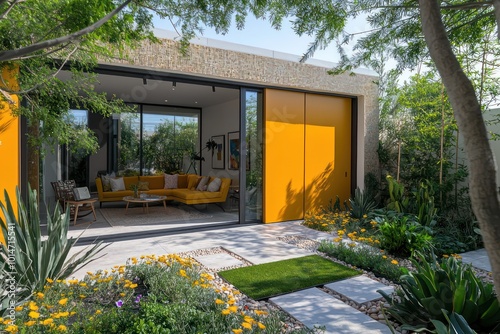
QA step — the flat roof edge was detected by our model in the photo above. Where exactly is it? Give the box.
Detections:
[153,28,377,77]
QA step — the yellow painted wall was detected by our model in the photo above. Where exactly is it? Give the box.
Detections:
[0,66,20,242]
[305,94,351,213]
[264,89,305,223]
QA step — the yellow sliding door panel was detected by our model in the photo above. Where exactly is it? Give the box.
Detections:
[264,89,305,223]
[305,94,351,214]
[0,66,20,244]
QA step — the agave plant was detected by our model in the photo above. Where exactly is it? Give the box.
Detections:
[379,251,500,332]
[349,187,376,219]
[0,187,108,315]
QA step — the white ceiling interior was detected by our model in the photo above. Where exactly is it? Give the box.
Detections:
[94,73,240,108]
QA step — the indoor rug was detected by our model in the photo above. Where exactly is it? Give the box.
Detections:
[99,204,212,227]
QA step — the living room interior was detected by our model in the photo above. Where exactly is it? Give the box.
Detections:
[46,67,264,233]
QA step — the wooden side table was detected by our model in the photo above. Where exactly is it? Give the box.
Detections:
[65,199,97,225]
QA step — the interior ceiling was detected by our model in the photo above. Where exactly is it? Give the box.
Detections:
[61,71,240,109]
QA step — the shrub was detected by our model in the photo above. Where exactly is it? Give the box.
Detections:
[0,187,107,315]
[0,254,315,333]
[375,212,433,257]
[318,240,404,282]
[379,252,500,333]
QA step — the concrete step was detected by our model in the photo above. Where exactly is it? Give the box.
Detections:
[270,287,392,334]
[324,275,394,304]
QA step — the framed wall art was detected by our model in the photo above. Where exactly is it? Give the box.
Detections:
[211,135,225,169]
[228,131,240,170]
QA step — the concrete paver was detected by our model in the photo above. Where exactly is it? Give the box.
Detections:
[270,288,392,334]
[194,252,244,270]
[459,248,492,272]
[324,275,394,304]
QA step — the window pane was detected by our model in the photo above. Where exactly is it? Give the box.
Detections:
[245,91,263,221]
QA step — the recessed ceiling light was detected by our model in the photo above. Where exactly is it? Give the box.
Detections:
[194,101,198,104]
[164,99,168,102]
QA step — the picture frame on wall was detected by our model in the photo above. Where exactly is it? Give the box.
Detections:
[228,131,240,170]
[211,135,225,169]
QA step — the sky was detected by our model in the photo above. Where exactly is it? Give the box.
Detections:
[152,15,368,65]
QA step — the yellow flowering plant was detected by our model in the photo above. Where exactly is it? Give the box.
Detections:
[0,254,311,333]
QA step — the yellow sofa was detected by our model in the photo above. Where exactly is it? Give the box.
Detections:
[95,174,231,209]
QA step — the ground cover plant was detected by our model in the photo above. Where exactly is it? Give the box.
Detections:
[218,255,359,300]
[0,254,316,333]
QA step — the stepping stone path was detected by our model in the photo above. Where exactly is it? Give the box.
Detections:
[194,252,244,270]
[270,275,393,334]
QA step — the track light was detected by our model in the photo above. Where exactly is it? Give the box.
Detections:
[143,78,147,85]
[212,86,216,93]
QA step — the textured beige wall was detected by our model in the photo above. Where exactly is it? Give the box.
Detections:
[105,37,380,185]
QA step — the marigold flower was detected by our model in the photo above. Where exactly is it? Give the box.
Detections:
[241,322,252,329]
[57,324,67,331]
[254,310,268,316]
[46,278,54,284]
[41,318,54,326]
[391,260,399,265]
[228,305,238,313]
[24,320,36,326]
[179,269,188,277]
[360,228,366,233]
[58,298,68,306]
[28,301,39,311]
[232,329,243,334]
[382,255,387,259]
[258,322,266,329]
[15,305,23,311]
[222,309,231,315]
[28,311,40,319]
[4,324,18,333]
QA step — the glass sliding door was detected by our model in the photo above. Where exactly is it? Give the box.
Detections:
[117,109,141,176]
[142,106,199,175]
[63,109,89,186]
[113,105,200,176]
[243,90,263,221]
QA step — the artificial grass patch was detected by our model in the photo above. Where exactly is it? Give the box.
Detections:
[218,255,360,300]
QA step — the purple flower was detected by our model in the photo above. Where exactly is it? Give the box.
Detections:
[115,300,123,308]
[134,295,142,304]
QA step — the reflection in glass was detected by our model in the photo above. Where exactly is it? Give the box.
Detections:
[245,91,263,221]
[116,106,199,176]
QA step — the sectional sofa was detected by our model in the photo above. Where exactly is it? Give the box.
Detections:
[95,174,231,208]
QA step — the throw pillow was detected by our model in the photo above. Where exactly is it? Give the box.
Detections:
[138,181,149,191]
[164,174,178,189]
[207,177,222,192]
[101,174,112,192]
[110,177,126,191]
[196,176,210,191]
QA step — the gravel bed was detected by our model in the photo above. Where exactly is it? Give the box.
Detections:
[176,234,494,334]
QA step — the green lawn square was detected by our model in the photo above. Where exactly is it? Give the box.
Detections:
[218,255,360,300]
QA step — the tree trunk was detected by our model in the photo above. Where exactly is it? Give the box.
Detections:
[419,0,500,297]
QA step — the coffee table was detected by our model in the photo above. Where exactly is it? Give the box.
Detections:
[123,195,167,214]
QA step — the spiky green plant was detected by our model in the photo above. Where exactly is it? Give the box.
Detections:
[379,251,500,332]
[0,187,107,315]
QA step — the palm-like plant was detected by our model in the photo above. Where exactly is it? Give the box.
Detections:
[0,187,108,315]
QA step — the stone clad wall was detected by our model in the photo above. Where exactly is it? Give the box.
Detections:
[106,37,380,184]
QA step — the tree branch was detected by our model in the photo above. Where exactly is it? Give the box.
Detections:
[0,0,133,61]
[0,0,24,20]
